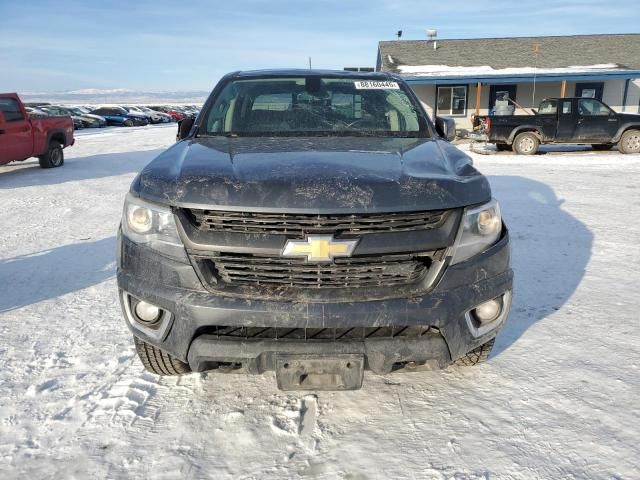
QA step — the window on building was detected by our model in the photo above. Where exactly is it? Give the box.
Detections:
[489,84,517,111]
[575,82,604,101]
[437,86,467,116]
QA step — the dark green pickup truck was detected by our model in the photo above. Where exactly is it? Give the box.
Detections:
[482,97,640,154]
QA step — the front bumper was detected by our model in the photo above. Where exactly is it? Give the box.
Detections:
[117,228,512,375]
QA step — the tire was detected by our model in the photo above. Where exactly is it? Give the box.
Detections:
[592,144,613,151]
[513,132,539,155]
[133,336,191,376]
[452,338,495,366]
[38,141,64,168]
[124,119,134,127]
[496,144,512,152]
[618,129,640,154]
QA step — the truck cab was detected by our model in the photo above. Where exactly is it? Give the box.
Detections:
[541,98,620,143]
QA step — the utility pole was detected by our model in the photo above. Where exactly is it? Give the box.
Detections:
[308,57,312,69]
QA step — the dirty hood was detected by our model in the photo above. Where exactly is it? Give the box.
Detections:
[132,136,491,212]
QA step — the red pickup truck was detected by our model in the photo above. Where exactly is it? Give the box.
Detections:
[0,93,74,168]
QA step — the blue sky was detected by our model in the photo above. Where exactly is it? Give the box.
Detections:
[1,0,638,92]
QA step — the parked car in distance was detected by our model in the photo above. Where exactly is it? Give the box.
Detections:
[479,97,640,154]
[136,106,173,123]
[37,105,85,130]
[123,106,166,124]
[25,106,50,117]
[48,105,105,128]
[148,105,185,121]
[137,105,175,123]
[118,70,512,391]
[66,107,107,127]
[0,93,74,167]
[89,106,149,127]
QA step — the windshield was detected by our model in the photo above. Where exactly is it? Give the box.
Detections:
[200,76,427,137]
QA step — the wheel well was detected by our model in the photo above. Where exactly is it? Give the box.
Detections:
[510,128,542,144]
[50,132,66,147]
[614,125,640,142]
[622,126,640,135]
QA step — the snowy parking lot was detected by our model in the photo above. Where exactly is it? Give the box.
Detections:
[1,124,639,479]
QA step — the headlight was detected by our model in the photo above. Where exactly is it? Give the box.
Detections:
[121,193,187,259]
[451,199,502,265]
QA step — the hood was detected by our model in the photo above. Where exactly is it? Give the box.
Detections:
[133,136,491,213]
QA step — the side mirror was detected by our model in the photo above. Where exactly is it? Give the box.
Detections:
[177,117,194,141]
[435,116,456,142]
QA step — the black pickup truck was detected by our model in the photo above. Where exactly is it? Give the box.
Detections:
[483,97,640,154]
[117,70,512,391]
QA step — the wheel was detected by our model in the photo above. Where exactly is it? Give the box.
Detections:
[38,141,64,168]
[618,129,640,154]
[133,336,191,375]
[513,132,539,155]
[496,144,512,152]
[452,338,495,366]
[124,119,134,127]
[592,144,613,151]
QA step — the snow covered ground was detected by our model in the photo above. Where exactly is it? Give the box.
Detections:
[1,124,639,479]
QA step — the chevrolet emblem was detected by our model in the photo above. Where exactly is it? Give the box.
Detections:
[282,235,359,262]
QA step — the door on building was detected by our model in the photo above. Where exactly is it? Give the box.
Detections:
[489,84,517,112]
[575,82,604,100]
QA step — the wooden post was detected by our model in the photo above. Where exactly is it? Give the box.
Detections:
[560,80,567,98]
[475,82,482,116]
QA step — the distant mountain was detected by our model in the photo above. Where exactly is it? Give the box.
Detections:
[20,88,210,105]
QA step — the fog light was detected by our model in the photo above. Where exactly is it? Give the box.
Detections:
[134,301,161,324]
[473,298,502,324]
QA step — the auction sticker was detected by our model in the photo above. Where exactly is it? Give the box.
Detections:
[354,80,399,90]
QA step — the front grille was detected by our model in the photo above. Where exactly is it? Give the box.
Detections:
[201,325,436,341]
[185,209,448,236]
[202,252,430,289]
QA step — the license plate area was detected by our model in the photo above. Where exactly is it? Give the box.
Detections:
[275,354,364,391]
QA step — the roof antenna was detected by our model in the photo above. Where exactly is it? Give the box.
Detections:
[426,29,438,50]
[532,43,541,105]
[396,30,402,40]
